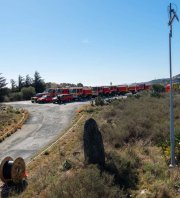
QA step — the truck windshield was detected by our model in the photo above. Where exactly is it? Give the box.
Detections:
[69,89,76,93]
[56,89,62,94]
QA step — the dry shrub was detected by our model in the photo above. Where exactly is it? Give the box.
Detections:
[98,95,170,147]
[46,165,125,198]
[105,149,139,190]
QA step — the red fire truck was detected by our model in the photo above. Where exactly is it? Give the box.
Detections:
[55,88,69,96]
[69,87,83,100]
[102,86,111,96]
[92,87,103,97]
[82,87,92,99]
[117,85,128,95]
[110,86,118,96]
[128,84,138,93]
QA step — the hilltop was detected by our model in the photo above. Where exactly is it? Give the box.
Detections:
[146,73,180,85]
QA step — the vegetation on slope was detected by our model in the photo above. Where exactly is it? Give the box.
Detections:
[0,105,29,142]
[17,93,180,198]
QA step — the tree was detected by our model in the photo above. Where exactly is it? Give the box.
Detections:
[18,75,25,91]
[10,79,17,92]
[25,75,33,87]
[77,83,83,87]
[21,86,35,100]
[0,73,7,89]
[0,73,8,102]
[33,71,46,93]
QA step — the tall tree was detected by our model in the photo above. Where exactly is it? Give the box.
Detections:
[77,83,83,87]
[18,75,25,91]
[10,79,17,92]
[0,73,7,89]
[33,71,46,93]
[0,73,7,102]
[25,74,33,87]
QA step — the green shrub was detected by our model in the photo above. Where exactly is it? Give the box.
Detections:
[9,92,23,101]
[152,84,165,93]
[21,86,36,100]
[105,150,139,189]
[3,95,10,102]
[95,96,104,106]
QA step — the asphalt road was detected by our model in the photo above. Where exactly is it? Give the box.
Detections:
[0,101,88,163]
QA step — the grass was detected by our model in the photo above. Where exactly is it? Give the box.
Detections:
[11,93,180,198]
[0,105,29,142]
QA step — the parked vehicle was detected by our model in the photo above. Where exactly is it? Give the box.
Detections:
[82,87,92,99]
[31,93,47,103]
[33,83,152,104]
[128,84,138,94]
[117,85,128,95]
[166,83,179,92]
[52,96,58,104]
[92,87,103,97]
[56,94,73,103]
[55,88,69,96]
[69,87,83,100]
[110,86,118,96]
[45,88,56,97]
[102,86,111,96]
[31,88,56,103]
[37,95,53,103]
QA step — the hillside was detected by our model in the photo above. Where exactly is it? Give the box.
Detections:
[17,93,180,198]
[147,73,180,85]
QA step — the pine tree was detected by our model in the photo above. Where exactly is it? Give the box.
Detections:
[18,75,25,91]
[0,73,7,89]
[10,79,17,92]
[33,71,46,93]
[25,74,33,87]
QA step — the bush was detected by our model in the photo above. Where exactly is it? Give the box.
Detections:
[99,95,169,147]
[95,96,104,106]
[3,95,10,102]
[9,92,23,101]
[105,150,139,189]
[46,165,125,198]
[21,86,36,100]
[151,92,161,98]
[152,84,165,93]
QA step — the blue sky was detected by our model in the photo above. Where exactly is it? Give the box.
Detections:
[0,0,180,86]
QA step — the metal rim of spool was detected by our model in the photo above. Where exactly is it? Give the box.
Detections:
[11,157,26,183]
[0,156,13,183]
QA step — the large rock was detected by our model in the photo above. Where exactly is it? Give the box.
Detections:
[83,118,105,169]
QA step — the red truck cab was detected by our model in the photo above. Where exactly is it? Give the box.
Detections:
[45,88,56,97]
[92,87,103,97]
[102,86,111,96]
[69,87,83,100]
[55,88,69,96]
[82,87,92,98]
[128,84,138,94]
[117,85,128,95]
[110,86,118,96]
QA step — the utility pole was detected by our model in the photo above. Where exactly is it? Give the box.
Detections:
[168,3,179,167]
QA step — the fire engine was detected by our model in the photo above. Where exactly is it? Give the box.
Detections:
[32,83,152,104]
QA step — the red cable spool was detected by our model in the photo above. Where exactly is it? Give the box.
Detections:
[0,157,26,184]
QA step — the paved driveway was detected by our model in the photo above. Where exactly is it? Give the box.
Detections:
[0,101,87,162]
